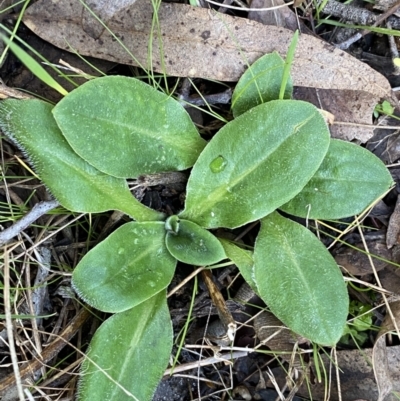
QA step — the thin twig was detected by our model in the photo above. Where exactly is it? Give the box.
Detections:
[0,200,59,246]
[3,248,25,401]
[164,351,249,376]
[334,0,400,49]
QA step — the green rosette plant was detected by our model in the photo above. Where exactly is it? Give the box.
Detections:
[0,51,393,400]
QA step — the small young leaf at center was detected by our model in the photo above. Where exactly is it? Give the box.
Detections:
[165,218,226,266]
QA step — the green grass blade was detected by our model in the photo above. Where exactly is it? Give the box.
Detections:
[318,19,400,36]
[0,34,68,96]
[279,30,298,100]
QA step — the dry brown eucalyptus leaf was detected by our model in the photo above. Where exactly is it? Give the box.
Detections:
[23,0,391,98]
[334,241,394,276]
[379,260,400,295]
[373,301,400,401]
[387,195,400,249]
[248,0,379,142]
[254,311,305,370]
[248,0,301,31]
[294,87,378,142]
[269,345,400,400]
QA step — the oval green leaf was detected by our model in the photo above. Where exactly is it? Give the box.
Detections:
[280,139,394,219]
[232,52,293,117]
[0,99,162,221]
[53,76,206,178]
[78,292,172,401]
[165,218,226,266]
[254,212,349,346]
[72,221,176,313]
[180,100,330,228]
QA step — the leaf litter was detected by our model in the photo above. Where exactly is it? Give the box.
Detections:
[23,0,391,95]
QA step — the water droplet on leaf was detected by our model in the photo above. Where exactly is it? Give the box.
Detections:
[209,155,227,173]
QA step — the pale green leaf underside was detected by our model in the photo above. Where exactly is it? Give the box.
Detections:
[219,238,257,293]
[280,139,394,219]
[78,292,172,401]
[53,76,207,178]
[180,100,330,228]
[254,212,349,346]
[231,52,293,117]
[0,99,161,221]
[72,222,176,313]
[165,218,226,266]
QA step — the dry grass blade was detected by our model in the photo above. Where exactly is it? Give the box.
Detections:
[0,307,91,396]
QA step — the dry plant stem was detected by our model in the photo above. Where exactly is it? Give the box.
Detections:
[205,0,294,11]
[180,88,232,107]
[0,80,33,99]
[167,266,205,298]
[3,248,25,401]
[332,0,400,49]
[320,0,376,25]
[0,307,91,395]
[14,213,85,261]
[164,351,249,376]
[334,122,400,129]
[201,269,236,341]
[31,247,51,326]
[136,171,188,187]
[0,200,59,246]
[387,20,400,75]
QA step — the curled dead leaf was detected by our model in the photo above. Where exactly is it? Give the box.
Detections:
[373,301,400,401]
[334,241,396,276]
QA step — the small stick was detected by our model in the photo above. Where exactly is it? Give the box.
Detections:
[0,200,59,246]
[164,350,249,376]
[201,269,236,342]
[333,0,400,49]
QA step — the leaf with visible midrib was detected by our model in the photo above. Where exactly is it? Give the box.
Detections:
[0,99,161,221]
[280,139,394,219]
[254,212,349,346]
[180,100,330,229]
[78,292,172,401]
[72,221,176,313]
[53,76,206,178]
